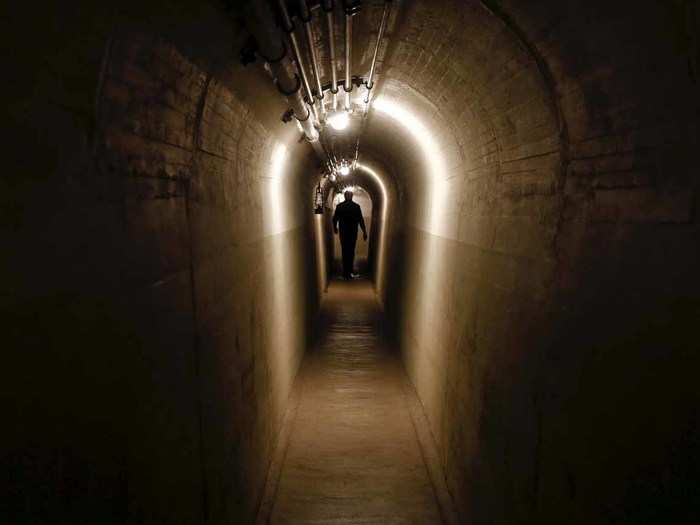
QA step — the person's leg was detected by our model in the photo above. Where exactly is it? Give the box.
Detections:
[340,233,357,278]
[340,235,350,278]
[347,235,357,276]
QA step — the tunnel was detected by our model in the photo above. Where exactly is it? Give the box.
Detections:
[3,0,699,523]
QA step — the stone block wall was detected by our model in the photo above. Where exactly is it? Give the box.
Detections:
[371,0,699,522]
[2,2,321,523]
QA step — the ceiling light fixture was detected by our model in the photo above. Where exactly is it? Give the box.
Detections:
[339,164,350,176]
[328,110,350,131]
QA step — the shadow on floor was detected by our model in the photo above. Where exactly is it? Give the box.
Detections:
[257,280,452,524]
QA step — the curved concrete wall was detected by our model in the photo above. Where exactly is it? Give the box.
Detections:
[3,0,699,523]
[321,160,400,301]
[3,2,321,523]
[360,0,699,522]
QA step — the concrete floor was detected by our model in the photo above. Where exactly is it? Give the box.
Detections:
[262,280,444,524]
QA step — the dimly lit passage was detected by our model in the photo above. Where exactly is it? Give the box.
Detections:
[258,281,444,523]
[3,0,699,523]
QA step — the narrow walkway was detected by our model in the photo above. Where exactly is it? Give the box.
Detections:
[264,280,444,524]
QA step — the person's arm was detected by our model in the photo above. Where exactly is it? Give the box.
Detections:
[357,206,368,240]
[332,206,339,234]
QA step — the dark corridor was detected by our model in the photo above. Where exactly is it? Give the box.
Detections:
[3,0,699,524]
[258,280,446,523]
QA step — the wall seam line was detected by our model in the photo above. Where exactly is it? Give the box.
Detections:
[188,70,213,525]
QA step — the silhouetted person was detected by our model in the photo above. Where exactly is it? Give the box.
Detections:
[333,190,367,279]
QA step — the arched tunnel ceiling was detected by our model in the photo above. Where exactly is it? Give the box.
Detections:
[338,162,391,200]
[4,0,698,523]
[299,0,564,239]
[363,0,563,186]
[297,0,696,242]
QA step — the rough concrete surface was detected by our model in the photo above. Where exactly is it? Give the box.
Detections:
[262,280,445,524]
[2,0,699,523]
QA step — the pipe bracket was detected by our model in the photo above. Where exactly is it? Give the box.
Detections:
[295,105,312,122]
[277,73,302,96]
[281,108,295,123]
[259,41,287,65]
[342,0,362,16]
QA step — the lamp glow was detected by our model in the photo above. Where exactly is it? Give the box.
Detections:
[356,163,388,296]
[265,143,288,236]
[372,97,452,399]
[339,165,350,176]
[328,110,350,131]
[373,96,448,236]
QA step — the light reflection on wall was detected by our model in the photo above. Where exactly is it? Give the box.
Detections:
[355,163,389,299]
[266,143,289,237]
[372,97,448,237]
[313,214,328,296]
[263,141,297,420]
[371,97,449,406]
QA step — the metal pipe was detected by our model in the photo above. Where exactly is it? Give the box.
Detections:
[352,136,360,169]
[310,138,325,157]
[344,10,353,110]
[245,0,318,142]
[316,98,326,121]
[323,1,338,110]
[277,0,318,122]
[365,0,391,102]
[299,0,324,108]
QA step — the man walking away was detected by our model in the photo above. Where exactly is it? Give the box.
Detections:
[332,190,368,279]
